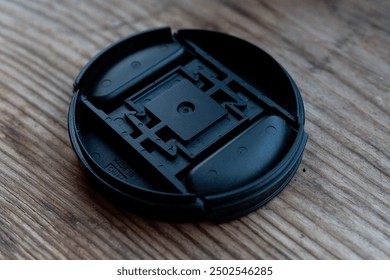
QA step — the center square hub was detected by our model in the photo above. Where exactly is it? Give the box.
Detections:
[145,79,227,142]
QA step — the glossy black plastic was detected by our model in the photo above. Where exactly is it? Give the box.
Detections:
[68,27,307,222]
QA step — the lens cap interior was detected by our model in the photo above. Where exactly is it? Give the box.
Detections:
[68,27,307,222]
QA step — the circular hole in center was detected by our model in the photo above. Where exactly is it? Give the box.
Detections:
[177,101,195,115]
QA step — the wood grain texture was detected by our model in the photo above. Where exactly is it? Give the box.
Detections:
[0,0,389,259]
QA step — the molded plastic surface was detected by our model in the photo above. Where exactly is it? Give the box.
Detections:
[68,27,307,222]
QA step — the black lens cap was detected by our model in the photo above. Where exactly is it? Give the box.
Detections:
[68,27,307,222]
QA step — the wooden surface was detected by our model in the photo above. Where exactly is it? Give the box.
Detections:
[0,0,389,259]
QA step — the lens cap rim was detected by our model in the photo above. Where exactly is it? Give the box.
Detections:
[68,27,308,222]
